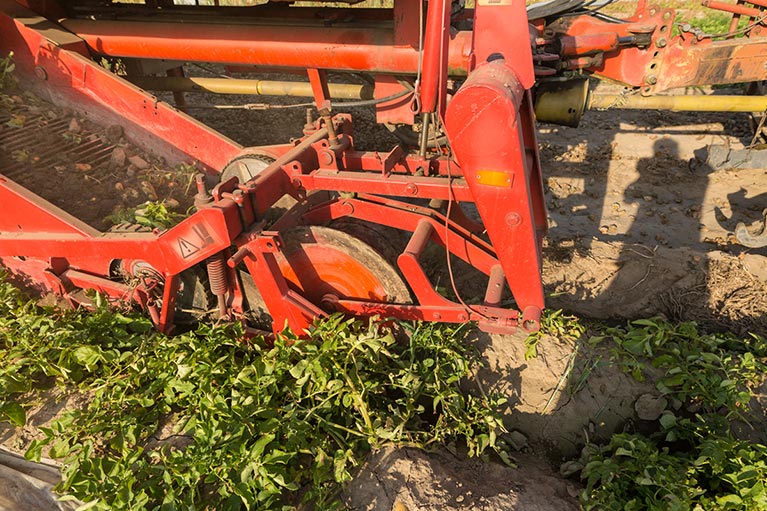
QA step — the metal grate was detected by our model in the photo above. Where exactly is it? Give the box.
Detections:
[0,97,194,231]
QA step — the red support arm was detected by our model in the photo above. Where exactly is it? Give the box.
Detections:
[445,60,546,330]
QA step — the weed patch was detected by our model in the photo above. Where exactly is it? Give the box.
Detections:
[0,278,506,510]
[579,319,767,510]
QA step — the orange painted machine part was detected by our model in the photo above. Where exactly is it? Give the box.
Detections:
[559,33,620,56]
[58,18,474,76]
[444,60,546,330]
[11,0,767,338]
[0,0,547,335]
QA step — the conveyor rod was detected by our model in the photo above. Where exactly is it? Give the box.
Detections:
[589,93,767,112]
[129,76,374,100]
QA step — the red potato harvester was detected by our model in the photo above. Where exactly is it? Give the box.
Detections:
[1,0,767,336]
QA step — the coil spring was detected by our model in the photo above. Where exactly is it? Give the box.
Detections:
[206,252,228,296]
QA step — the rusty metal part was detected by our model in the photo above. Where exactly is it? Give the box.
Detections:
[544,8,767,94]
[735,210,767,248]
[589,93,767,111]
[534,77,590,127]
[653,38,767,92]
[129,76,374,100]
[206,251,230,318]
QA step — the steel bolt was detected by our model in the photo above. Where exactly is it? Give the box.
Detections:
[656,38,667,48]
[405,183,418,195]
[34,66,48,81]
[645,74,658,85]
[321,151,334,166]
[506,212,522,226]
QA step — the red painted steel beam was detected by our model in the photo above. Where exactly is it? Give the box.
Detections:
[59,18,473,75]
[420,0,450,114]
[296,171,474,201]
[445,60,546,330]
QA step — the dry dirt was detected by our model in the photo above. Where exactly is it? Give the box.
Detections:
[4,78,767,510]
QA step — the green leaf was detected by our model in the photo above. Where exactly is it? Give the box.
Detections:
[716,494,743,506]
[0,402,25,427]
[74,500,101,511]
[659,412,676,430]
[73,345,101,368]
[24,439,44,462]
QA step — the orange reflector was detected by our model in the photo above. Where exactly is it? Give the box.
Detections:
[475,170,512,187]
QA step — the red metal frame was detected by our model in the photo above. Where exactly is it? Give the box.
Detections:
[0,0,548,337]
[8,0,767,339]
[538,3,767,93]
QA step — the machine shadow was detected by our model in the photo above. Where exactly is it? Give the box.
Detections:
[456,102,767,486]
[536,97,767,336]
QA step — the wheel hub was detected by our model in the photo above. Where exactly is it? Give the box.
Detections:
[240,226,411,324]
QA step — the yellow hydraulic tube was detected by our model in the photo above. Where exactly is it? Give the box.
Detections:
[129,76,374,100]
[589,93,767,112]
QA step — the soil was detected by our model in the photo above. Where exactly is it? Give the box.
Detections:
[4,76,767,510]
[0,91,195,231]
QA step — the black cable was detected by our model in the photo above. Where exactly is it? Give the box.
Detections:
[330,88,413,109]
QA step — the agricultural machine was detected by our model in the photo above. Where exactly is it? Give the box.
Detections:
[1,0,767,336]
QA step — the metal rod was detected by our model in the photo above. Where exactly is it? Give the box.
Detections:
[60,18,472,76]
[701,0,762,18]
[129,76,374,100]
[419,0,450,113]
[419,112,431,158]
[589,93,767,112]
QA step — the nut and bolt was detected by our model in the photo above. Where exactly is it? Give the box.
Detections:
[506,212,522,226]
[34,66,48,81]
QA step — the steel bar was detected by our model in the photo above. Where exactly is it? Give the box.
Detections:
[60,18,473,76]
[589,93,767,112]
[129,76,374,99]
[701,0,762,18]
[419,0,450,113]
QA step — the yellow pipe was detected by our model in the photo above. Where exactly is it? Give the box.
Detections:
[129,76,374,100]
[589,93,767,112]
